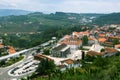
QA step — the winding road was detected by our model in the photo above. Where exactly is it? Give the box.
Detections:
[0,51,36,80]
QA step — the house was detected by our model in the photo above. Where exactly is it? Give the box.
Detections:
[68,40,82,53]
[80,30,90,36]
[103,48,119,57]
[87,48,119,57]
[87,51,103,56]
[89,38,118,57]
[98,34,106,38]
[110,24,118,28]
[108,36,120,42]
[72,31,90,37]
[116,26,120,30]
[88,36,95,44]
[60,59,74,68]
[104,42,113,46]
[58,59,81,71]
[72,32,80,37]
[59,36,82,53]
[51,44,70,58]
[7,46,16,54]
[115,44,120,50]
[98,38,107,43]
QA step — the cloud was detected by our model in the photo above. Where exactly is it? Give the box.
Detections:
[0,0,120,13]
[56,0,120,13]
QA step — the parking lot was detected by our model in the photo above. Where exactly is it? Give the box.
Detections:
[8,59,39,76]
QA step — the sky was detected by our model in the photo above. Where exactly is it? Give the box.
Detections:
[0,0,120,13]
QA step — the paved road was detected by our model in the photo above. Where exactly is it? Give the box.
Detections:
[0,40,55,80]
[0,50,36,80]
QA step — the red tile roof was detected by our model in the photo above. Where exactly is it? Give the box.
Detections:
[64,35,71,39]
[115,44,120,49]
[104,48,118,53]
[8,46,16,54]
[61,59,74,64]
[87,51,103,56]
[98,34,106,37]
[98,38,107,43]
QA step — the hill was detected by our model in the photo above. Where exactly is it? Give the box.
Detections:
[0,9,31,16]
[0,12,103,48]
[0,12,102,33]
[93,13,120,25]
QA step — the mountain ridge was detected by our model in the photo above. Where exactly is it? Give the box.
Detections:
[0,9,32,16]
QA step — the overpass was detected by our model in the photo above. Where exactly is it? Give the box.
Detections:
[0,49,30,61]
[0,40,55,61]
[0,44,43,61]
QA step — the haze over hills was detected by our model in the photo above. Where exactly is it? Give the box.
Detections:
[0,9,120,33]
[0,9,32,16]
[0,11,103,33]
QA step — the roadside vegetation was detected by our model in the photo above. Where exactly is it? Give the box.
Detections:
[0,55,24,67]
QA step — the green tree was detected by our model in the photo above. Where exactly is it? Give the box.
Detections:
[36,47,42,53]
[82,36,88,45]
[36,59,56,79]
[93,56,108,68]
[85,54,96,62]
[0,60,6,67]
[100,48,105,52]
[43,49,50,55]
[113,38,119,45]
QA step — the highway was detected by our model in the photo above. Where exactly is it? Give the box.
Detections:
[0,40,55,80]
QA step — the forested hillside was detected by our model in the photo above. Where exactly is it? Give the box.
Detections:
[0,12,103,48]
[93,13,120,25]
[0,12,102,33]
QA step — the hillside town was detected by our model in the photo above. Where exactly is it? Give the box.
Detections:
[1,0,120,79]
[0,24,120,80]
[37,24,120,70]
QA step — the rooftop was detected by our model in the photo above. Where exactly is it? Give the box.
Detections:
[8,46,16,54]
[52,44,67,51]
[98,34,106,37]
[98,38,107,43]
[115,44,120,49]
[104,47,118,53]
[61,59,74,64]
[34,54,53,61]
[89,44,104,53]
[59,39,82,45]
[87,50,103,56]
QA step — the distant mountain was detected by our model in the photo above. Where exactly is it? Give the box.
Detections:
[0,9,32,16]
[0,12,103,33]
[93,13,120,25]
